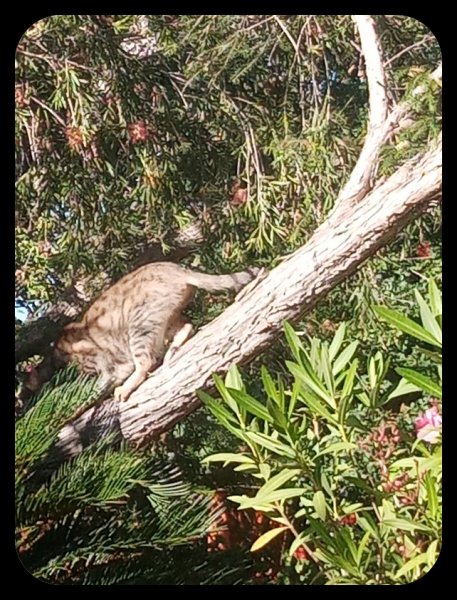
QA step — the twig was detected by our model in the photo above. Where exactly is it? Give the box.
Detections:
[273,15,303,59]
[385,34,435,67]
[30,96,66,127]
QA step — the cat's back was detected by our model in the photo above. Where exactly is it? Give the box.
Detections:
[82,262,190,324]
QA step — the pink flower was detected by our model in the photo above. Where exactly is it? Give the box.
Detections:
[415,406,442,444]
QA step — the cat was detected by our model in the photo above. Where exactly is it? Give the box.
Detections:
[22,262,259,402]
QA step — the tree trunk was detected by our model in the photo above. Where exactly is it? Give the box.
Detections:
[56,140,441,455]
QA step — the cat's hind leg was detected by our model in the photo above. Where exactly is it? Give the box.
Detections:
[114,322,166,402]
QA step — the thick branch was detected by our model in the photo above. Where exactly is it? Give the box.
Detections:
[56,140,441,456]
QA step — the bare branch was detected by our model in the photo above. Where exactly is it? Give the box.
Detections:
[335,16,441,212]
[30,96,66,127]
[385,33,436,67]
[337,15,388,206]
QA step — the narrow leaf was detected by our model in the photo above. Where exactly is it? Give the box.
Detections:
[250,526,288,552]
[428,279,442,317]
[286,360,334,406]
[244,431,296,458]
[396,368,441,398]
[228,388,273,422]
[373,306,441,347]
[257,469,300,497]
[283,321,305,362]
[261,366,280,406]
[225,364,244,391]
[388,378,421,400]
[313,490,327,520]
[202,453,255,466]
[333,341,359,376]
[383,518,433,533]
[213,374,241,418]
[414,289,442,345]
[394,553,428,579]
[329,322,346,361]
[315,442,357,458]
[424,472,439,519]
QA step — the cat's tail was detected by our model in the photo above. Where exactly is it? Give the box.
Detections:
[184,266,260,293]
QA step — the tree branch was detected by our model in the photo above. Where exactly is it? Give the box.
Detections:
[56,138,441,456]
[335,16,441,211]
[337,15,388,206]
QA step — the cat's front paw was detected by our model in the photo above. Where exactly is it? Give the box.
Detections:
[114,385,131,402]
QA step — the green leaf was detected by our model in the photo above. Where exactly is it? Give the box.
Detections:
[329,322,346,361]
[198,391,249,442]
[306,516,335,548]
[341,359,358,399]
[244,431,296,458]
[373,306,441,348]
[234,463,258,473]
[257,469,301,497]
[227,388,273,422]
[250,526,288,552]
[258,463,271,481]
[213,374,241,419]
[198,390,238,426]
[388,378,421,400]
[338,361,357,424]
[286,359,334,407]
[414,289,442,345]
[428,279,442,317]
[333,341,359,376]
[232,488,305,509]
[202,453,255,466]
[396,368,441,398]
[288,379,301,418]
[315,442,357,458]
[266,399,288,429]
[394,553,428,579]
[342,503,363,514]
[338,528,358,565]
[261,366,280,406]
[424,472,439,519]
[320,345,335,396]
[356,530,372,566]
[368,356,377,389]
[313,490,327,520]
[383,518,433,533]
[391,452,441,476]
[357,514,380,540]
[283,321,305,362]
[426,540,439,568]
[225,364,244,390]
[294,385,338,425]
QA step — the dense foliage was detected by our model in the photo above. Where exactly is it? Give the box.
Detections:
[15,15,441,584]
[201,282,442,584]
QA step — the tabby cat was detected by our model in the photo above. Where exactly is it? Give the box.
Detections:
[23,262,258,401]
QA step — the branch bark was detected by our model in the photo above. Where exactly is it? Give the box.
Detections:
[56,139,441,455]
